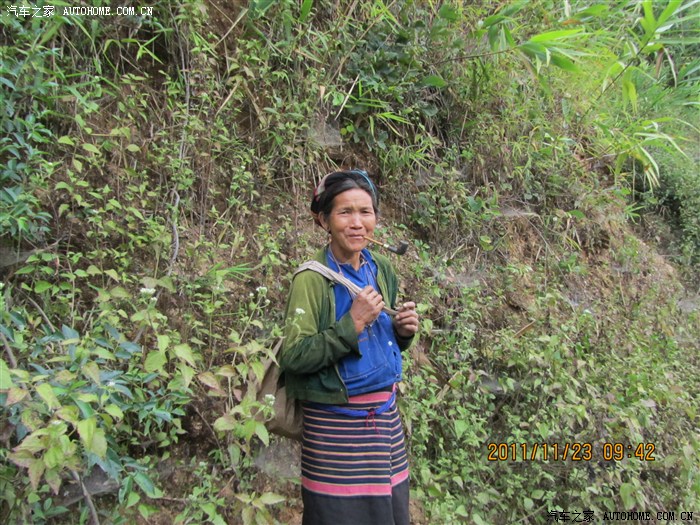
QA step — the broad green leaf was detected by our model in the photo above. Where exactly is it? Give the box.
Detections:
[454,419,468,438]
[472,512,489,525]
[82,362,101,384]
[28,458,45,489]
[173,343,197,367]
[531,489,545,499]
[105,269,120,281]
[422,75,447,88]
[6,387,28,404]
[17,433,47,454]
[57,135,75,146]
[213,414,238,432]
[62,325,80,340]
[199,371,224,393]
[216,365,238,378]
[56,406,80,425]
[156,276,175,292]
[104,404,124,420]
[144,351,167,373]
[82,143,101,155]
[620,482,636,509]
[126,491,140,508]
[110,286,130,300]
[255,422,270,446]
[36,383,60,410]
[138,503,158,519]
[438,4,459,22]
[157,334,170,352]
[134,472,161,498]
[258,492,285,505]
[43,446,63,469]
[45,468,62,494]
[126,144,140,152]
[250,361,265,382]
[178,364,195,388]
[77,417,107,457]
[0,358,14,390]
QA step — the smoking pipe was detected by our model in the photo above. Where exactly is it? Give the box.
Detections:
[363,235,409,255]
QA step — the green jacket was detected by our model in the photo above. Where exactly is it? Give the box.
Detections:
[279,247,413,404]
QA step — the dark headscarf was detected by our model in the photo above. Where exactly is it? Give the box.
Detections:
[310,169,379,226]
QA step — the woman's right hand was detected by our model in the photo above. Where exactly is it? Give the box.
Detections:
[349,286,385,333]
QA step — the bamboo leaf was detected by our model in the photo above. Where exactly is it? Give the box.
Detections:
[550,53,579,72]
[657,0,682,26]
[299,0,313,22]
[529,29,583,42]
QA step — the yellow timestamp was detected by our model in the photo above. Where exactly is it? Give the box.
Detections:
[486,442,656,462]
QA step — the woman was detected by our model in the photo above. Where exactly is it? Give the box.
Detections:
[280,169,419,525]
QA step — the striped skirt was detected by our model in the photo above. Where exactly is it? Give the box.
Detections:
[301,389,409,525]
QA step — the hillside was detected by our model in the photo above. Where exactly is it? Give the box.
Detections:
[1,1,699,524]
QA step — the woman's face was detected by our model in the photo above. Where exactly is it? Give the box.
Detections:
[320,188,376,263]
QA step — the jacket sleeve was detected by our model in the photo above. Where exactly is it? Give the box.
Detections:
[279,270,360,375]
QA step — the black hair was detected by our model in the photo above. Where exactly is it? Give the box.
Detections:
[310,170,379,225]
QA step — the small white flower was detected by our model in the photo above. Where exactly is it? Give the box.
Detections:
[256,286,268,294]
[140,287,156,296]
[264,394,275,406]
[107,381,116,388]
[295,308,306,316]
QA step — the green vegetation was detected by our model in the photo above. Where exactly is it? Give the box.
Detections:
[1,1,698,523]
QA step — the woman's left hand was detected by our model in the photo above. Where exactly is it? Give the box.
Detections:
[393,301,419,338]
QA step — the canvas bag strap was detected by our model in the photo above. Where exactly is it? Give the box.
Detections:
[294,260,398,316]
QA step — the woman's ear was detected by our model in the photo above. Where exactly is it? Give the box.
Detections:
[318,214,330,233]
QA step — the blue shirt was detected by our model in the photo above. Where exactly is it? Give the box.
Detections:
[326,248,403,396]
